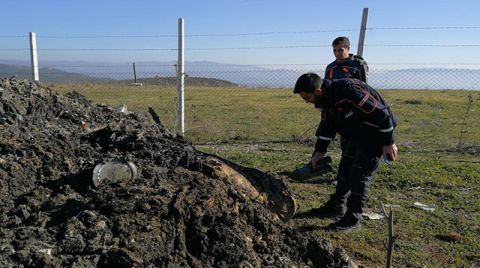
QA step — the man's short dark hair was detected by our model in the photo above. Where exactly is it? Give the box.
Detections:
[293,73,322,94]
[332,36,350,48]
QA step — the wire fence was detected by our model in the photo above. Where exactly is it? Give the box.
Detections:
[1,27,480,152]
[3,67,475,154]
[2,65,480,90]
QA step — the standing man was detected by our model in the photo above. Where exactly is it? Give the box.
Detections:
[325,36,368,82]
[293,73,397,231]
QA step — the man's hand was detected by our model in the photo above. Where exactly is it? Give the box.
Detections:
[382,144,398,162]
[309,152,325,168]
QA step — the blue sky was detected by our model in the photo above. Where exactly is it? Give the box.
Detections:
[2,0,480,69]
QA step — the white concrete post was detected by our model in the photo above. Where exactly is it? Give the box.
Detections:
[29,32,39,81]
[177,18,185,135]
[357,8,369,57]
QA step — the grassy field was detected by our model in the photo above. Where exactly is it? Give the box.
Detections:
[54,83,480,267]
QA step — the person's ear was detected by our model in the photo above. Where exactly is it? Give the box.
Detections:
[313,87,322,96]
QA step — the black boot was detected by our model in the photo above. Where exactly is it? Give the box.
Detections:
[309,199,345,218]
[326,212,361,232]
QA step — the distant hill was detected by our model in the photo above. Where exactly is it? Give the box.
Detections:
[121,76,239,87]
[0,60,302,88]
[0,63,238,87]
[369,68,480,90]
[2,60,479,90]
[0,63,107,83]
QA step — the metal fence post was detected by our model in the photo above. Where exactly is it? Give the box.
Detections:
[177,18,185,136]
[29,32,39,81]
[357,8,369,57]
[133,62,137,83]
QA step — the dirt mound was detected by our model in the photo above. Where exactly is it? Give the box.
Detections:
[0,78,355,267]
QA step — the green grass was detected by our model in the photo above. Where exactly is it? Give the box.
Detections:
[54,83,480,267]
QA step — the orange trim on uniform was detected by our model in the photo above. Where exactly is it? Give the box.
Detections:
[359,95,369,106]
[350,79,379,111]
[335,98,377,114]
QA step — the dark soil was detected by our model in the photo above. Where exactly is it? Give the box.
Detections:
[0,78,355,267]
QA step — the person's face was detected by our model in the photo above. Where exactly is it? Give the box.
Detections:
[299,92,316,104]
[299,88,322,104]
[333,45,350,61]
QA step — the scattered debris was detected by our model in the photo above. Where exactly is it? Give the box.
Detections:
[118,103,128,114]
[413,202,436,212]
[383,204,401,209]
[128,82,143,87]
[435,232,461,242]
[362,212,385,220]
[409,186,422,191]
[92,159,138,187]
[38,248,53,256]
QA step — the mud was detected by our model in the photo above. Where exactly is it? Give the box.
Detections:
[0,78,355,267]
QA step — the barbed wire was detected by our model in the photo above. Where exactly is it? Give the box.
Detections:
[0,48,177,51]
[1,26,479,147]
[2,43,480,52]
[20,62,479,68]
[1,26,480,39]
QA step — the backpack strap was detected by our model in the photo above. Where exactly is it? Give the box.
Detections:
[353,55,365,61]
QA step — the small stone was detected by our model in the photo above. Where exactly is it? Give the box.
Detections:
[142,225,152,232]
[38,248,52,256]
[142,203,151,211]
[96,220,107,229]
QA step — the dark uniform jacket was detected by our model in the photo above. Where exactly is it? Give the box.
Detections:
[324,54,369,82]
[314,79,396,153]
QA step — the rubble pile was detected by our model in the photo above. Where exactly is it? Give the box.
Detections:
[0,78,355,267]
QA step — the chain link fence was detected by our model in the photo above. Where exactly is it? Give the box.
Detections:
[1,65,480,152]
[1,30,480,153]
[4,67,473,154]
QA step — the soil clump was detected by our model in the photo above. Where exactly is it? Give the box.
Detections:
[0,78,355,267]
